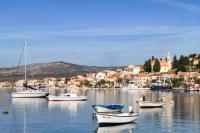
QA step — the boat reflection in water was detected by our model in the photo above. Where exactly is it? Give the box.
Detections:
[48,101,86,113]
[96,123,138,133]
[139,107,163,114]
[12,98,47,108]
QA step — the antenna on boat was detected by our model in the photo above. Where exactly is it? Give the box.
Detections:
[24,40,27,85]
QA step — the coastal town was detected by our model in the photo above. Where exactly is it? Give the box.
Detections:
[1,52,200,91]
[1,0,200,132]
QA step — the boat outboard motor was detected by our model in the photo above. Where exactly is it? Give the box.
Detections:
[142,95,146,101]
[129,106,133,114]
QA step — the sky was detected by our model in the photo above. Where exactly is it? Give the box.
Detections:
[0,0,200,67]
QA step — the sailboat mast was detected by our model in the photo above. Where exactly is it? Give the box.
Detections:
[24,109,26,133]
[24,40,27,84]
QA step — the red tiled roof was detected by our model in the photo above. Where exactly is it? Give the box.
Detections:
[178,72,189,77]
[107,73,121,78]
[138,73,148,77]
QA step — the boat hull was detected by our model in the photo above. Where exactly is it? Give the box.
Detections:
[123,87,150,90]
[151,86,172,90]
[139,101,165,108]
[12,93,47,98]
[96,113,138,125]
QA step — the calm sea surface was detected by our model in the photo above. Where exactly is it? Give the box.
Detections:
[0,88,200,133]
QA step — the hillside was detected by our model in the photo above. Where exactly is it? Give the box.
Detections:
[0,62,123,81]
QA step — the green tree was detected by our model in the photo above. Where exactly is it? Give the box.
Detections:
[171,77,185,87]
[108,81,114,88]
[153,59,160,72]
[125,79,130,84]
[179,55,189,66]
[144,59,151,72]
[117,78,123,83]
[197,62,200,69]
[189,53,197,58]
[195,78,200,84]
[172,55,178,69]
[116,78,123,85]
[96,79,107,87]
[178,66,187,72]
[177,55,189,72]
[82,80,91,87]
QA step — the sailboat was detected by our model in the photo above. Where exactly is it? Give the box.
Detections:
[12,41,47,98]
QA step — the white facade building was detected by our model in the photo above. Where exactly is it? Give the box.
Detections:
[96,72,106,81]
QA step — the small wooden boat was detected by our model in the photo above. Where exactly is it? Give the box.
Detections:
[138,101,165,108]
[96,113,138,125]
[92,104,124,113]
[48,90,87,101]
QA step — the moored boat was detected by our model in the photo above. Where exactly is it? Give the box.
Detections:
[122,81,138,90]
[48,90,87,101]
[92,104,124,113]
[151,79,172,91]
[123,81,150,90]
[12,41,47,98]
[96,112,138,125]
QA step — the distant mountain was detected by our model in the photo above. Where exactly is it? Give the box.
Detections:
[0,62,124,81]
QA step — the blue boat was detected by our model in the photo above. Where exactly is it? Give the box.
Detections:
[92,104,124,113]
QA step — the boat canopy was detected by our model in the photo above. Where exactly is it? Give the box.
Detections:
[92,104,124,110]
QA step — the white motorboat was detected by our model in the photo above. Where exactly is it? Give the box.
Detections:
[138,101,165,108]
[48,90,87,101]
[96,113,138,125]
[12,90,47,98]
[123,81,150,90]
[123,81,138,90]
[12,41,47,98]
[92,104,124,113]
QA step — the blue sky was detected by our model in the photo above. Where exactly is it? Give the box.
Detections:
[0,0,200,67]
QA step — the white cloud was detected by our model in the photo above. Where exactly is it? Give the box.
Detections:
[155,0,200,13]
[0,26,200,40]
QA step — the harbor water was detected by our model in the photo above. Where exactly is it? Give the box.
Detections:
[1,88,200,133]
